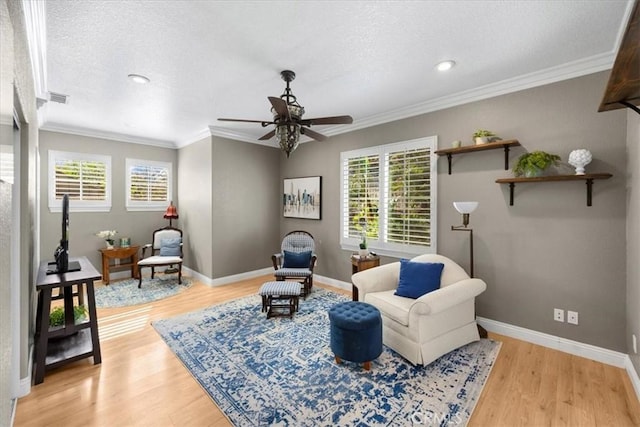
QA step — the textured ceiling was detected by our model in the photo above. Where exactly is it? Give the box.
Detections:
[33,0,633,148]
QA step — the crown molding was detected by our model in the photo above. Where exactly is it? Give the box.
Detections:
[40,123,176,148]
[207,125,279,148]
[175,127,212,148]
[335,52,615,137]
[22,0,47,100]
[206,53,615,144]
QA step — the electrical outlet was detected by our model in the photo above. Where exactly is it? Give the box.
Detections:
[554,308,564,322]
[567,310,579,325]
[633,334,637,354]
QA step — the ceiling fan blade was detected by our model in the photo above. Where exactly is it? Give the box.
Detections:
[258,129,276,140]
[301,127,327,141]
[301,115,353,126]
[218,118,274,125]
[268,96,290,120]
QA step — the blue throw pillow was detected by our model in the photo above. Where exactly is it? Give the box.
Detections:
[394,259,444,299]
[282,250,312,268]
[160,237,182,256]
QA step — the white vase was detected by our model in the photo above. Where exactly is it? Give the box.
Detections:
[105,241,114,249]
[475,136,489,145]
[568,149,592,175]
[358,249,369,258]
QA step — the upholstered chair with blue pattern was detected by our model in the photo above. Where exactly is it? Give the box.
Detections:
[271,230,317,298]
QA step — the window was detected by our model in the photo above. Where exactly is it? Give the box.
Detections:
[126,158,172,211]
[48,150,111,212]
[340,136,437,258]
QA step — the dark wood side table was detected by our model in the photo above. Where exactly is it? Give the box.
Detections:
[34,256,102,384]
[99,245,140,285]
[350,254,380,301]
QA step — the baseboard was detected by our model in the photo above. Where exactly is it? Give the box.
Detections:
[477,316,627,368]
[17,345,33,397]
[182,266,273,287]
[624,356,640,403]
[314,274,352,292]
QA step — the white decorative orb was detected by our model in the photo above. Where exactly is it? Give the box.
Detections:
[568,149,592,175]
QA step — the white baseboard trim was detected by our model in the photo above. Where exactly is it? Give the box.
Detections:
[477,316,627,368]
[314,274,352,292]
[182,266,273,287]
[17,346,33,397]
[624,356,640,403]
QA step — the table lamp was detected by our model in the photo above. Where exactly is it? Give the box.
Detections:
[164,201,179,227]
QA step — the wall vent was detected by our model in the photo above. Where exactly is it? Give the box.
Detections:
[48,92,69,104]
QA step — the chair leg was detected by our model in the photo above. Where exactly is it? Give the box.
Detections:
[178,264,182,284]
[151,267,155,279]
[138,267,144,288]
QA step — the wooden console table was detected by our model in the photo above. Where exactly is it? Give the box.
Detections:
[99,245,140,285]
[34,256,102,384]
[351,254,380,301]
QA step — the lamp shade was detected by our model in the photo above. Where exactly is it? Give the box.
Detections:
[453,201,478,214]
[164,201,179,220]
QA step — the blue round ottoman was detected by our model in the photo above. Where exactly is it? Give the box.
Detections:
[328,301,382,370]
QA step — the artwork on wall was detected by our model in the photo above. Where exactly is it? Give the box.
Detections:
[283,176,321,220]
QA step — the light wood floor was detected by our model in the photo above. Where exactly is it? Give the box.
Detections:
[14,275,640,426]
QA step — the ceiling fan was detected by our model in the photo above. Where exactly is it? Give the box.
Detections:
[218,70,353,157]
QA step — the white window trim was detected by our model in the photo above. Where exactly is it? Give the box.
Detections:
[340,136,438,259]
[48,150,112,212]
[125,158,172,211]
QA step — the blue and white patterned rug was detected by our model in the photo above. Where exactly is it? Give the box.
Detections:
[95,276,192,308]
[153,288,500,426]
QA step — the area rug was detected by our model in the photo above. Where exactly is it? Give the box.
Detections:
[95,276,192,308]
[153,288,500,426]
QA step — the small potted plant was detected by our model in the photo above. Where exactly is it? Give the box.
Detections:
[473,129,496,145]
[359,235,368,258]
[49,305,87,327]
[513,151,561,177]
[96,230,117,248]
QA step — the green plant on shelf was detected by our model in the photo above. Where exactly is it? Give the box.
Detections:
[49,305,87,327]
[472,129,495,138]
[513,151,561,177]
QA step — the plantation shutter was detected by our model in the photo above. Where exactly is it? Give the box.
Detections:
[54,158,107,201]
[384,146,432,247]
[342,154,380,240]
[130,164,169,202]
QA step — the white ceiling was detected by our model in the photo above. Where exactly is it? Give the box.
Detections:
[29,0,633,149]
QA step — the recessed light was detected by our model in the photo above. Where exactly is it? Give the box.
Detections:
[128,73,150,84]
[436,60,456,72]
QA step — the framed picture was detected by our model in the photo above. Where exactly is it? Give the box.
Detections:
[283,176,321,220]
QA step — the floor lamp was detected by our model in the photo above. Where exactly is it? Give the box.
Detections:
[451,201,487,338]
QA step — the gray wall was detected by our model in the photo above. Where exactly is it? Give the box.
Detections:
[627,110,640,373]
[281,71,628,352]
[211,136,281,278]
[0,1,13,419]
[1,0,40,416]
[177,137,213,277]
[39,131,178,271]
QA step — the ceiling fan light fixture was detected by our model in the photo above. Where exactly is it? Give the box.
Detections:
[128,73,150,84]
[276,123,301,157]
[436,60,456,72]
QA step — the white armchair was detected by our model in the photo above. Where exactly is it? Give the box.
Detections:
[351,254,486,366]
[137,227,183,289]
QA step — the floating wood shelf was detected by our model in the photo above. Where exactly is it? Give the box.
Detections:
[598,0,640,114]
[435,139,521,174]
[495,173,613,206]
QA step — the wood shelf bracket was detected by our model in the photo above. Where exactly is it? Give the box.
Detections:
[496,173,612,207]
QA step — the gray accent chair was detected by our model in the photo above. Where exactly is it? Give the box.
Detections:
[271,230,317,298]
